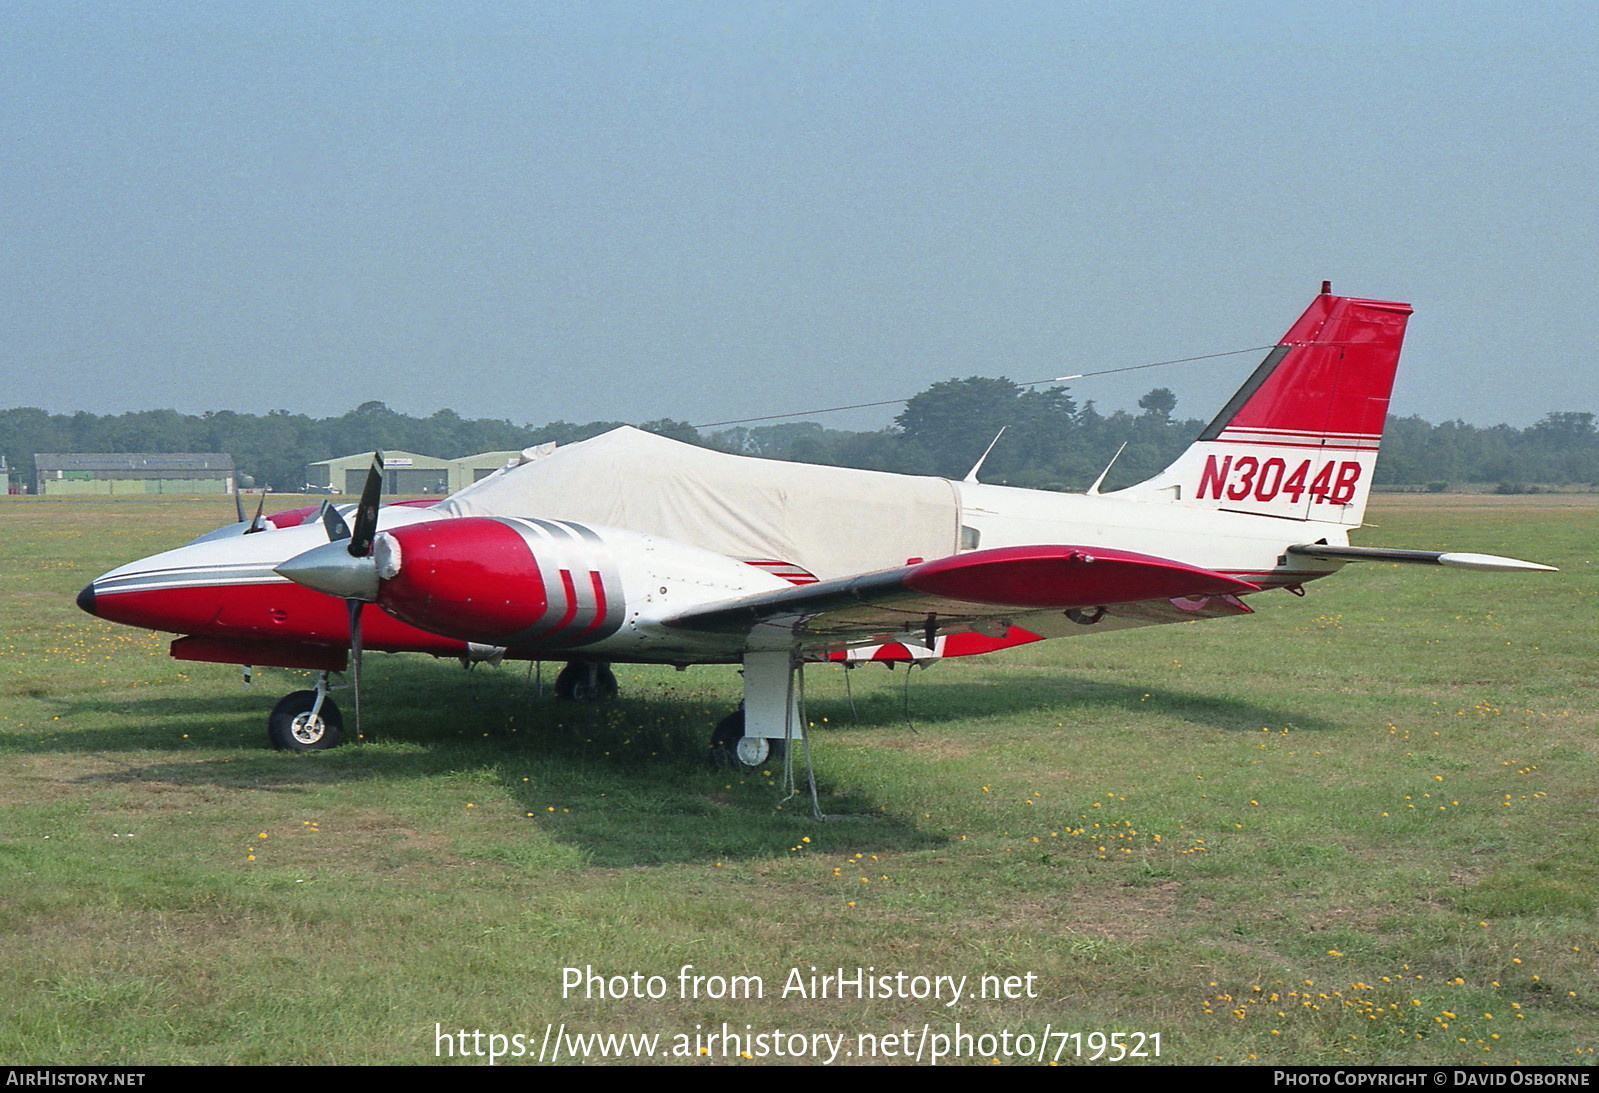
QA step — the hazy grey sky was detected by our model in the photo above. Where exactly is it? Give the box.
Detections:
[4,1,1594,431]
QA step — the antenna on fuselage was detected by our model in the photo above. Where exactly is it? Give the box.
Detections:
[1086,442,1128,496]
[962,427,1007,484]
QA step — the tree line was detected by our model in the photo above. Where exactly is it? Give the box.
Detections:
[3,387,1596,494]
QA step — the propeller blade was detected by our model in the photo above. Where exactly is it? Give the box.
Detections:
[233,476,246,523]
[322,499,351,543]
[244,489,269,534]
[349,452,383,557]
[347,597,364,738]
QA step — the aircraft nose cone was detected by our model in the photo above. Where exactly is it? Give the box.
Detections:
[76,582,98,617]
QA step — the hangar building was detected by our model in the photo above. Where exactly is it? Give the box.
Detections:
[306,450,531,495]
[33,453,235,496]
[308,447,534,495]
[305,451,448,495]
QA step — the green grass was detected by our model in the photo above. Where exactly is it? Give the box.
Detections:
[0,493,1594,1065]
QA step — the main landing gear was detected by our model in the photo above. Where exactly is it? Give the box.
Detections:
[553,661,618,702]
[709,707,787,770]
[713,651,821,816]
[709,651,807,776]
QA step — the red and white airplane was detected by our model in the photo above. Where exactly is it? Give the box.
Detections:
[77,288,1553,765]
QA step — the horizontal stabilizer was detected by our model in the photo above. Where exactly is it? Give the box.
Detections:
[1286,544,1557,573]
[664,545,1261,640]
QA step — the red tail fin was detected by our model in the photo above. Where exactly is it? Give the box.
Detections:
[1200,293,1412,446]
[1114,292,1412,525]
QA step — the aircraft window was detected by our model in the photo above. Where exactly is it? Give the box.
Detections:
[960,525,981,550]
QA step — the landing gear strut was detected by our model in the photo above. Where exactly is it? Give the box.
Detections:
[554,661,618,702]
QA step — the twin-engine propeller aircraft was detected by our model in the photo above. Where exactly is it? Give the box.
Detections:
[78,287,1553,766]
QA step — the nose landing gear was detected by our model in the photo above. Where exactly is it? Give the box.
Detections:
[267,685,344,751]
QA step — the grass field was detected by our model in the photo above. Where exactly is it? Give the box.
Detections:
[1,493,1594,1066]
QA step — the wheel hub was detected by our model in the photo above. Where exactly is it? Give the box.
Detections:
[734,735,771,766]
[291,713,327,745]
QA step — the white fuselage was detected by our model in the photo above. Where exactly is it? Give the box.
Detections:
[957,480,1349,587]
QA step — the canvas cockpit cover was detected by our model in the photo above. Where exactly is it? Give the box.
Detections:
[433,427,960,580]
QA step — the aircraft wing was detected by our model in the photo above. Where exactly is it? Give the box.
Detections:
[662,545,1261,644]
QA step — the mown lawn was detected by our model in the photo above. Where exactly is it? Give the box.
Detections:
[0,493,1593,1065]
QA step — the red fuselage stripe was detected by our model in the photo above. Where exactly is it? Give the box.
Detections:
[553,569,580,633]
[578,570,608,637]
[1207,439,1378,451]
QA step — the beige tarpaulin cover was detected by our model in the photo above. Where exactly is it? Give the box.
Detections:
[434,427,960,580]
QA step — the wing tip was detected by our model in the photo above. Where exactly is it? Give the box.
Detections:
[1436,552,1559,573]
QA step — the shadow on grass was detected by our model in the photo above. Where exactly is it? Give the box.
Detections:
[806,672,1345,734]
[3,658,1334,867]
[6,661,1339,756]
[13,663,932,867]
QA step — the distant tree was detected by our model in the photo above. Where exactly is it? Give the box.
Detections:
[638,418,702,445]
[11,390,1599,496]
[895,377,1025,478]
[527,420,629,447]
[743,422,830,460]
[1137,387,1178,419]
[1008,386,1079,479]
[705,426,758,456]
[1527,411,1596,443]
[0,407,67,484]
[832,429,905,473]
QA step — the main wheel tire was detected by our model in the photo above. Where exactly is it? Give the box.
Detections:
[267,690,344,752]
[554,662,619,702]
[709,710,787,770]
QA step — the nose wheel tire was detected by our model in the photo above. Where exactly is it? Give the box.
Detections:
[268,690,345,751]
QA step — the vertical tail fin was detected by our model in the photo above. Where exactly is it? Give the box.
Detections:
[1112,290,1412,526]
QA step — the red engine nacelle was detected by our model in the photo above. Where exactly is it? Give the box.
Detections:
[375,517,625,648]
